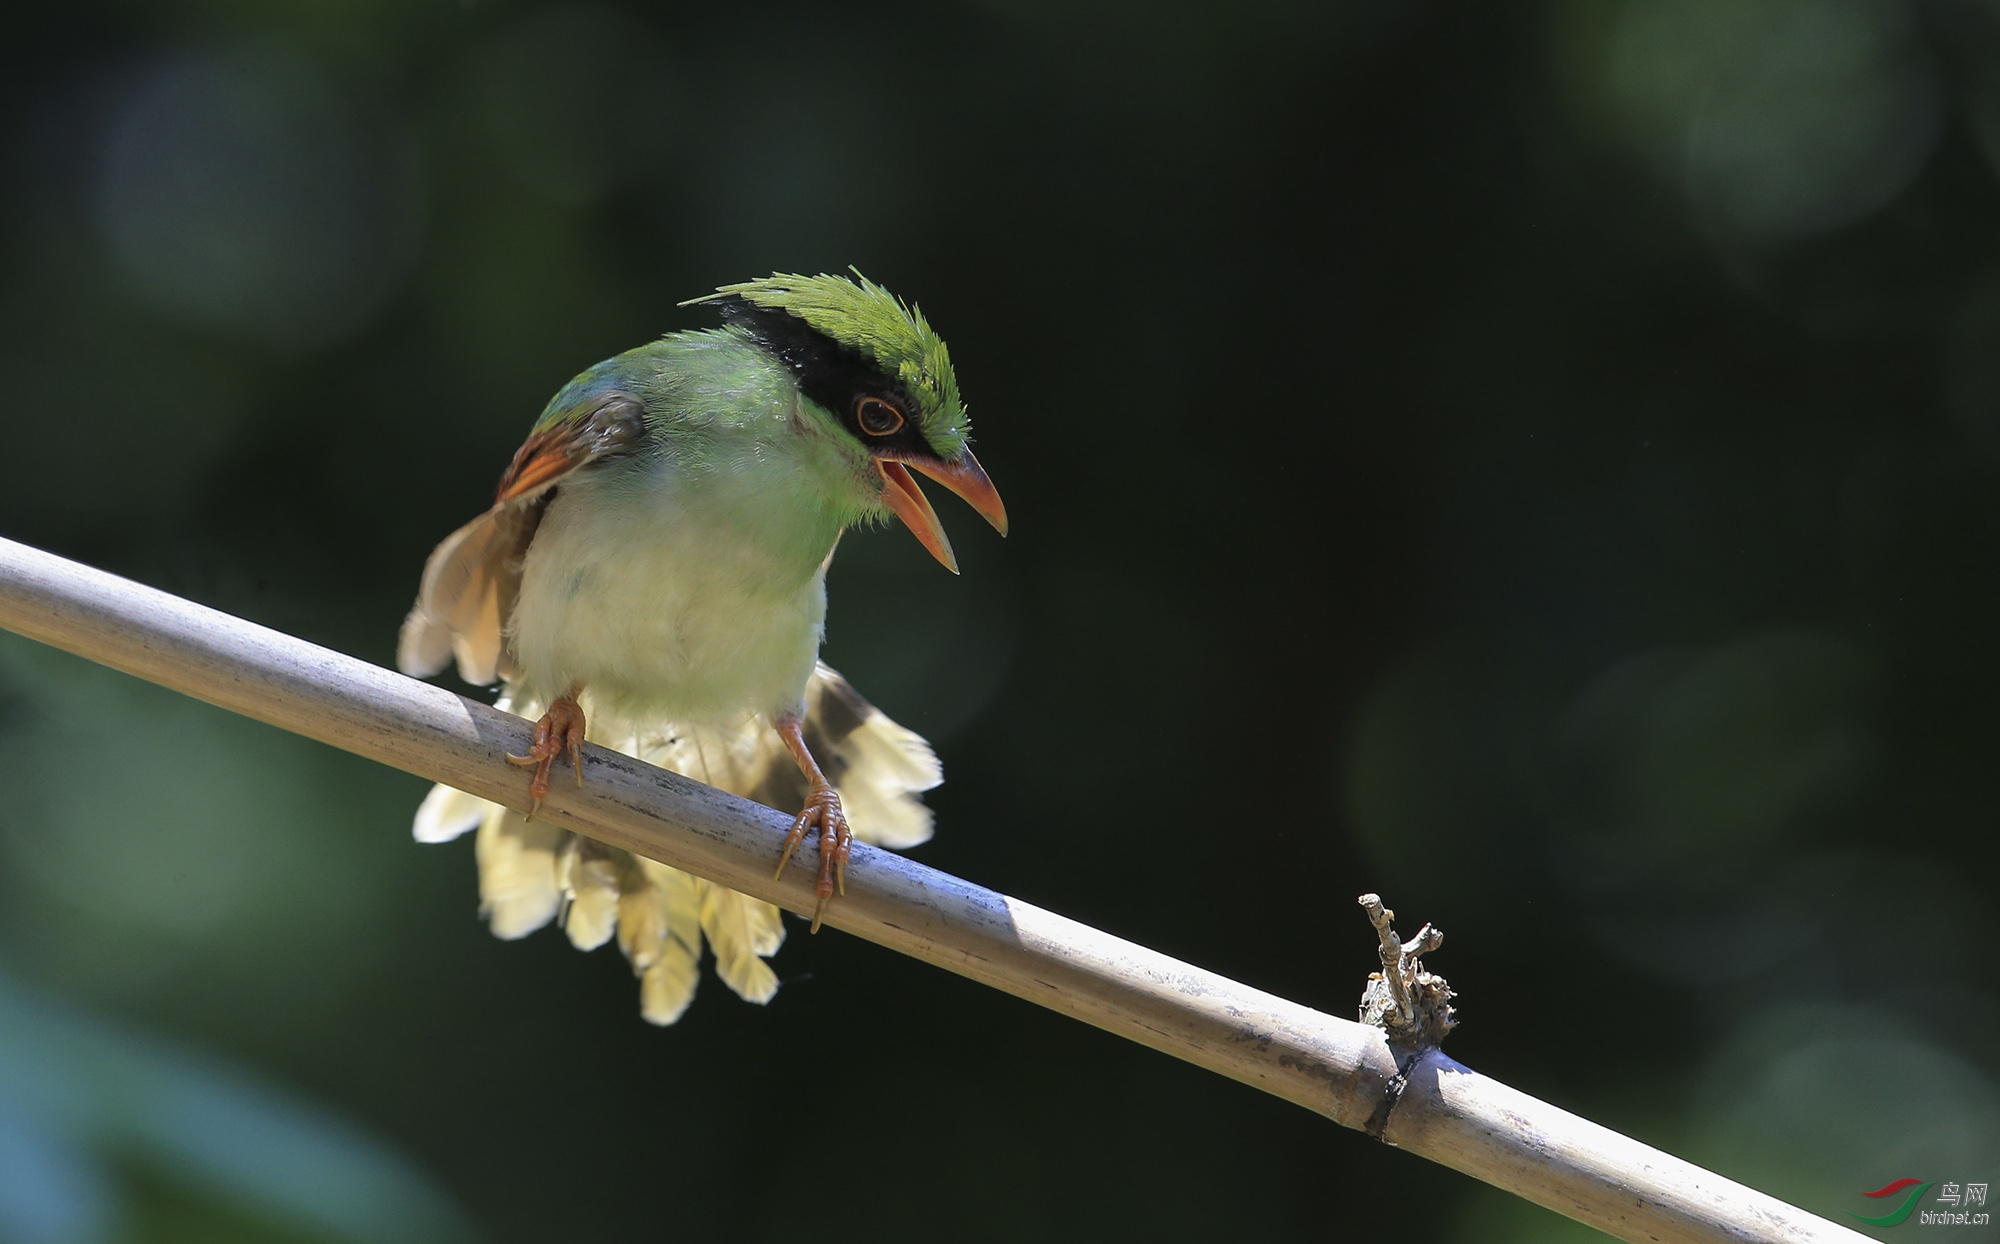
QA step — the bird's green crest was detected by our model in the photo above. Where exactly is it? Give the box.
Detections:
[685,270,969,456]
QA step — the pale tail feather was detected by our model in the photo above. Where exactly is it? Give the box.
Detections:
[629,863,703,1025]
[557,836,622,953]
[412,782,486,845]
[614,859,668,973]
[474,810,564,940]
[639,949,701,1026]
[812,668,942,851]
[697,881,783,1005]
[413,664,939,1022]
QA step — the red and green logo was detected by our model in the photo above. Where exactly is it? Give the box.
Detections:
[1854,1179,1933,1227]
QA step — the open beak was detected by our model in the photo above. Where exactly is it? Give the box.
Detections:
[876,450,1008,575]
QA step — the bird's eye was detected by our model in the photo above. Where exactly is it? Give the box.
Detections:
[855,396,905,437]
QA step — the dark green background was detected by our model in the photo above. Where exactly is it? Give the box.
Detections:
[0,1,1994,1240]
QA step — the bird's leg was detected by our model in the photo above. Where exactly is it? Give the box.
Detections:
[505,689,587,818]
[770,713,850,934]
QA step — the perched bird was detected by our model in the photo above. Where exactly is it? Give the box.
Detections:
[397,271,1005,1022]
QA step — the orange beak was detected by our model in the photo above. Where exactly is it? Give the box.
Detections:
[876,450,1008,574]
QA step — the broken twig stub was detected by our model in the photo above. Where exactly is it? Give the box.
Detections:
[1358,893,1457,1050]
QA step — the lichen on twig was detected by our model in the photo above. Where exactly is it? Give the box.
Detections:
[1358,893,1457,1049]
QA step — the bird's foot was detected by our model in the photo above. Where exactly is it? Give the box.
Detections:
[505,693,586,818]
[773,783,851,934]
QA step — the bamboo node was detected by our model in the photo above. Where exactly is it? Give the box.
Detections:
[1357,893,1457,1049]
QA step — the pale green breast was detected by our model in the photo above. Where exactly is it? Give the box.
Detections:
[505,330,861,727]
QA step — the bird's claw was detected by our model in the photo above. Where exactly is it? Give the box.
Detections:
[774,784,850,933]
[507,693,587,819]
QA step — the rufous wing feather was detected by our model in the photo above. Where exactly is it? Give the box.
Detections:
[397,395,645,685]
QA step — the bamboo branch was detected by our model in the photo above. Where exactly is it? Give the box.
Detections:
[0,536,1864,1244]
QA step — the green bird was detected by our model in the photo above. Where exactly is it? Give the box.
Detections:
[396,271,1005,1022]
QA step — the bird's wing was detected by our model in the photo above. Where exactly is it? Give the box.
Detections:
[412,668,941,1023]
[397,394,646,685]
